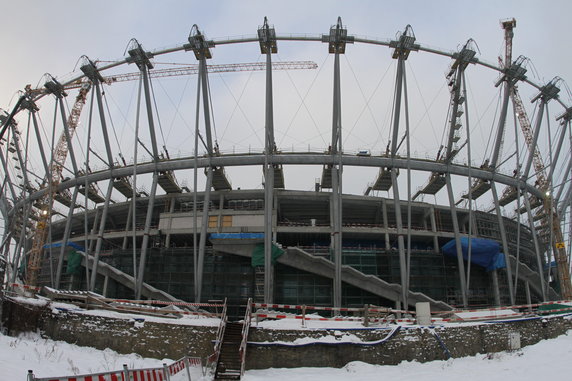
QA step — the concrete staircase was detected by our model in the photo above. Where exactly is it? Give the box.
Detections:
[214,321,244,380]
[77,251,183,302]
[283,247,452,311]
[210,238,452,311]
[506,254,559,300]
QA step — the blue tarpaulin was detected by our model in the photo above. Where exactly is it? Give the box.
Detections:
[442,238,506,272]
[42,242,85,251]
[210,233,264,240]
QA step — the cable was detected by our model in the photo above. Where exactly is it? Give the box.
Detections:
[278,53,330,148]
[341,54,382,148]
[102,88,125,164]
[216,74,263,150]
[407,61,443,149]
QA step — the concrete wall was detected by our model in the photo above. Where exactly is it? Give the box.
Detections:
[159,210,264,232]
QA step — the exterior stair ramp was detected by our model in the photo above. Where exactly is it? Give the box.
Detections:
[506,253,559,300]
[76,250,183,302]
[283,247,452,311]
[210,238,452,311]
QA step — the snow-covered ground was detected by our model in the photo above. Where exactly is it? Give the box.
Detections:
[1,328,571,381]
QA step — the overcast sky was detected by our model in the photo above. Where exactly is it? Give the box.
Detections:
[2,0,571,107]
[1,0,571,208]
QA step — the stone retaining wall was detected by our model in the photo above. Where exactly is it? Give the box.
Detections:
[2,297,571,369]
[245,316,572,369]
[1,298,217,360]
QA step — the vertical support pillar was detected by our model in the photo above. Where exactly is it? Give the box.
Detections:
[196,168,213,302]
[322,18,351,309]
[387,25,420,308]
[55,186,80,288]
[165,195,176,247]
[122,200,133,250]
[184,27,215,303]
[30,110,51,175]
[445,173,468,307]
[10,201,32,284]
[491,269,501,306]
[136,173,159,299]
[524,193,547,301]
[89,180,115,291]
[382,199,390,251]
[490,181,515,305]
[429,207,439,254]
[259,17,277,304]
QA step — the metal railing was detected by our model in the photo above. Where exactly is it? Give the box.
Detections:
[239,297,253,376]
[206,297,228,372]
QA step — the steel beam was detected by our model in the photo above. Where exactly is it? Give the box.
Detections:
[89,179,115,291]
[196,167,213,302]
[55,186,79,288]
[445,172,468,306]
[135,172,158,299]
[524,192,547,301]
[490,180,515,305]
[261,18,277,304]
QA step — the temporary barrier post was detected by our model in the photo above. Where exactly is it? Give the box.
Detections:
[163,363,171,381]
[184,357,193,381]
[302,305,306,328]
[122,364,130,381]
[363,304,369,327]
[27,370,34,381]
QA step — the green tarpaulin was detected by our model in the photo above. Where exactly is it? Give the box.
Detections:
[66,249,83,275]
[251,243,284,267]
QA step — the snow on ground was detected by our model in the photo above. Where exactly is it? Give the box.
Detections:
[1,328,571,381]
[0,331,205,380]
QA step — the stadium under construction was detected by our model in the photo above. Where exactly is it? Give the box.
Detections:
[1,18,571,317]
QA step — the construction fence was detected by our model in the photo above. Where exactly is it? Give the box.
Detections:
[27,356,203,381]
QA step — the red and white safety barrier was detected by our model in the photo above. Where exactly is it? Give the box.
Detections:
[167,357,201,376]
[128,368,165,381]
[28,356,203,381]
[29,370,125,381]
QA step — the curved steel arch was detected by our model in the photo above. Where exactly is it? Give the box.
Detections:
[2,21,570,310]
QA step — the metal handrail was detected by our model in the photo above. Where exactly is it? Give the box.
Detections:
[239,298,253,376]
[207,297,227,371]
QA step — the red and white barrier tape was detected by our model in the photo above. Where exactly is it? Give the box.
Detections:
[9,283,41,292]
[113,304,219,318]
[254,312,415,323]
[111,299,224,308]
[433,300,572,315]
[253,303,402,314]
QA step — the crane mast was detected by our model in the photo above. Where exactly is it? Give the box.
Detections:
[25,84,90,286]
[23,60,317,287]
[502,19,572,299]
